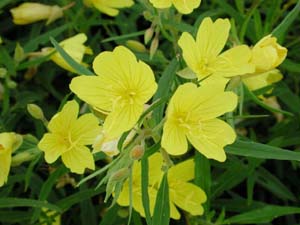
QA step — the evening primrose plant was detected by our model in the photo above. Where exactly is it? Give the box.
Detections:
[1,1,300,225]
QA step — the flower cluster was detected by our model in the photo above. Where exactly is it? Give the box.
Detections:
[4,0,289,221]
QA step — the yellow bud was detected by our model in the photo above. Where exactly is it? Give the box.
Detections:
[27,104,45,120]
[10,2,63,25]
[251,35,287,73]
[130,145,144,160]
[110,168,130,182]
[126,40,147,53]
[0,36,3,44]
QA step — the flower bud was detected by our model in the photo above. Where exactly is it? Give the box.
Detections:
[110,168,130,182]
[0,68,7,78]
[251,35,287,73]
[144,27,154,44]
[27,104,45,120]
[150,35,159,59]
[130,145,144,160]
[7,80,17,89]
[126,40,147,53]
[10,2,64,25]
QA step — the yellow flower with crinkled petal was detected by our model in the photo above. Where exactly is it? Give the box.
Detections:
[10,2,63,25]
[242,35,287,91]
[70,46,157,140]
[0,132,22,187]
[162,82,237,162]
[42,33,92,73]
[38,100,101,174]
[178,17,255,82]
[84,0,134,16]
[117,153,206,219]
[150,0,201,14]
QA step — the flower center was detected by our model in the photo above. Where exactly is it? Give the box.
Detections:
[197,58,214,78]
[60,133,80,153]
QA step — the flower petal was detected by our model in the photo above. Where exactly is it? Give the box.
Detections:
[48,100,78,135]
[193,91,238,121]
[0,150,11,187]
[61,146,95,174]
[196,17,230,61]
[187,119,236,162]
[172,0,201,14]
[170,181,206,216]
[168,159,194,182]
[149,0,172,8]
[242,69,283,91]
[213,45,255,77]
[38,133,66,163]
[161,121,188,155]
[71,113,101,145]
[178,32,202,78]
[70,76,115,112]
[103,104,144,139]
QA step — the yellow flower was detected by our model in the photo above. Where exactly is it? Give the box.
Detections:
[117,153,206,219]
[242,35,287,91]
[70,46,157,139]
[250,35,287,73]
[242,69,283,91]
[84,0,134,16]
[162,82,237,162]
[42,33,92,73]
[38,100,101,174]
[0,132,22,187]
[10,2,63,25]
[178,17,255,82]
[149,0,201,14]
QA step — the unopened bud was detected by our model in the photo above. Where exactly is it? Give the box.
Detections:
[144,27,154,44]
[0,68,7,78]
[150,36,159,59]
[14,43,26,63]
[7,80,17,89]
[130,145,144,160]
[110,168,130,182]
[126,40,147,53]
[27,104,45,120]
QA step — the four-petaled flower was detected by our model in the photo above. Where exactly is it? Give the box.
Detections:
[178,17,255,83]
[117,153,206,219]
[70,46,157,140]
[38,100,101,174]
[162,82,237,162]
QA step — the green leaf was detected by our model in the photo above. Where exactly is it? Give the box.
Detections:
[152,173,170,225]
[50,37,94,75]
[101,30,145,43]
[226,140,300,161]
[56,187,105,212]
[243,84,294,117]
[224,205,300,224]
[272,0,300,43]
[153,59,178,123]
[195,152,211,213]
[0,198,61,212]
[141,156,152,225]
